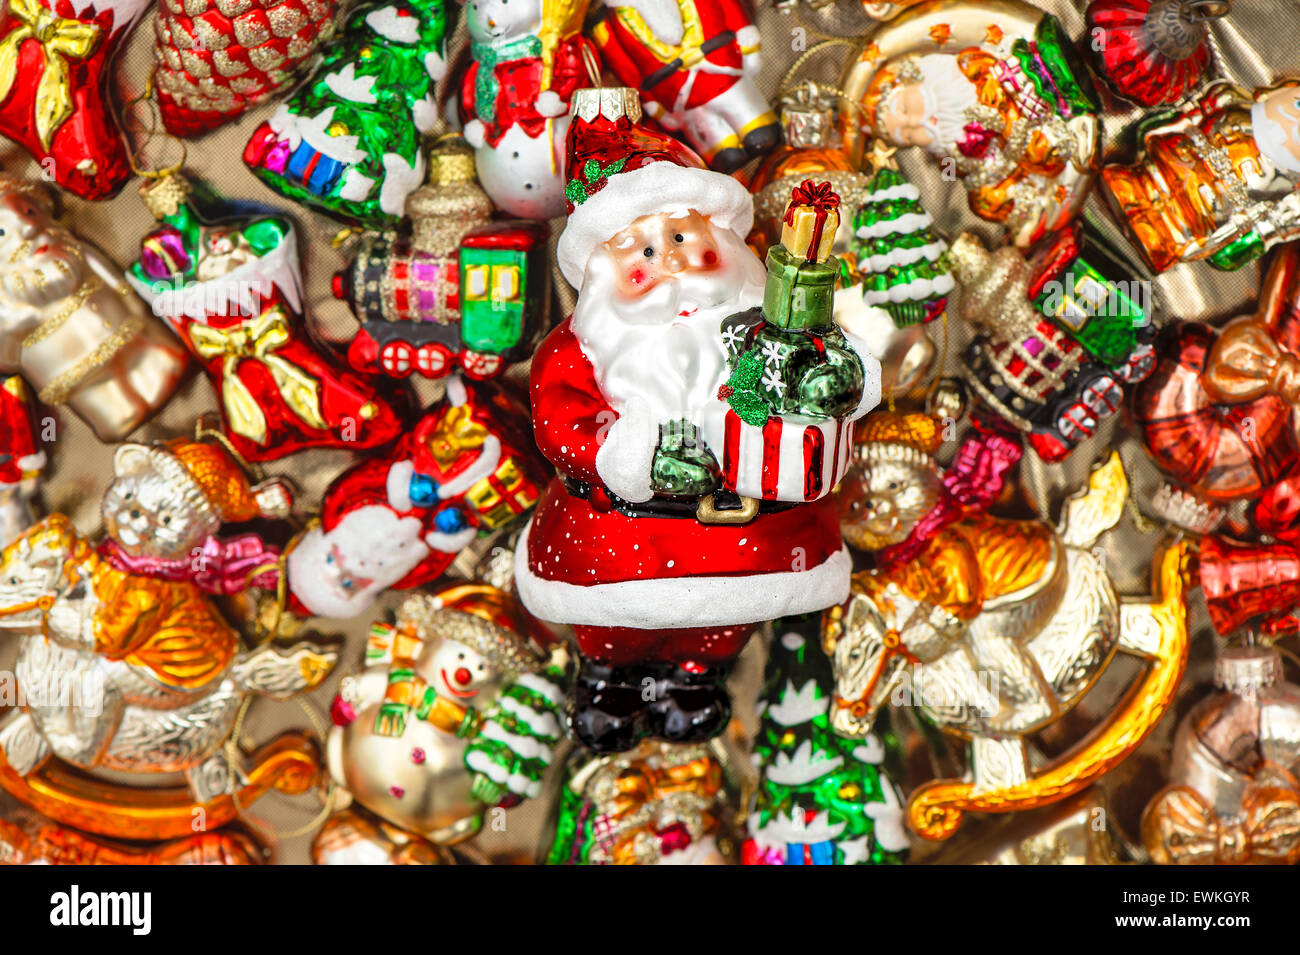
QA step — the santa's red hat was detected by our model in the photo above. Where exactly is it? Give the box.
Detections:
[557,87,754,290]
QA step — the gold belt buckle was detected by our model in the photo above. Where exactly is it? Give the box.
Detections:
[695,493,759,525]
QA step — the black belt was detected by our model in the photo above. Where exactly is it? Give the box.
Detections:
[642,31,736,90]
[559,475,795,521]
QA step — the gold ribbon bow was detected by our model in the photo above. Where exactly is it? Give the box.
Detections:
[188,307,327,447]
[0,0,103,150]
[1204,317,1300,406]
[1142,784,1300,865]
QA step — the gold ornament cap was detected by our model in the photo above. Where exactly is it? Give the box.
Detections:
[406,139,493,252]
[570,86,642,124]
[140,173,192,221]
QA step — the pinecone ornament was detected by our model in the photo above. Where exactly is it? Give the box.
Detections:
[153,0,340,138]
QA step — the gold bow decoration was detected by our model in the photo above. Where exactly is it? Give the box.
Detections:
[0,0,103,151]
[1142,784,1300,865]
[1204,317,1300,406]
[425,403,489,468]
[188,307,327,447]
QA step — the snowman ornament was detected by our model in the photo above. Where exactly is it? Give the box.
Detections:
[324,586,566,849]
[456,0,598,218]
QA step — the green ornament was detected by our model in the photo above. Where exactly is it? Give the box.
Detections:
[243,0,454,229]
[720,349,772,427]
[747,615,909,866]
[852,167,953,328]
[462,663,566,805]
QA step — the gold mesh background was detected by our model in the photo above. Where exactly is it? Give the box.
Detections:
[3,0,1298,864]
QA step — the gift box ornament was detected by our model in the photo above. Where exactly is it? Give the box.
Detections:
[718,180,867,502]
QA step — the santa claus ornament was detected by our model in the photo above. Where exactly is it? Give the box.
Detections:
[1102,80,1300,273]
[0,175,189,443]
[841,0,1103,248]
[126,173,404,461]
[591,0,780,174]
[153,0,342,137]
[0,0,151,199]
[514,88,881,753]
[456,0,597,219]
[288,376,546,620]
[243,0,453,228]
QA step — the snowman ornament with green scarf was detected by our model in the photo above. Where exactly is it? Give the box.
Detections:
[325,585,568,848]
[243,0,453,229]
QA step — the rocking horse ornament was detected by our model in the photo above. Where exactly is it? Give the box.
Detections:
[827,413,1190,840]
[0,440,338,841]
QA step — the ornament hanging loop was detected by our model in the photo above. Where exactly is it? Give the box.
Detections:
[120,69,187,182]
[1184,0,1230,22]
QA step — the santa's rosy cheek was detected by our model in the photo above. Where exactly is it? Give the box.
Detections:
[702,250,717,266]
[629,268,646,285]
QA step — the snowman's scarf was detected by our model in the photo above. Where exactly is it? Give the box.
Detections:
[472,34,544,122]
[871,431,1022,574]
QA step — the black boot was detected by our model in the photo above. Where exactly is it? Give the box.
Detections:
[568,660,650,754]
[710,146,750,174]
[742,122,782,158]
[646,664,732,744]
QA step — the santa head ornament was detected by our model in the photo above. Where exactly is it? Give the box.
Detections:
[556,87,754,289]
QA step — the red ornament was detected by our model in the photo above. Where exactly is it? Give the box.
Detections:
[0,0,151,199]
[1085,0,1227,107]
[1132,322,1299,503]
[128,176,405,462]
[286,377,547,620]
[153,0,341,137]
[1199,535,1300,635]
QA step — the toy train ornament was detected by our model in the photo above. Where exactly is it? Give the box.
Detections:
[950,226,1156,461]
[333,143,550,381]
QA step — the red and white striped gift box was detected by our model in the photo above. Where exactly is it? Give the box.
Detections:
[721,410,855,502]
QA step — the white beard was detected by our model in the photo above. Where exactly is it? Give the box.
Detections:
[572,227,765,450]
[915,53,979,157]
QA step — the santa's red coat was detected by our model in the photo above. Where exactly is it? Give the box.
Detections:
[515,319,851,633]
[592,0,755,113]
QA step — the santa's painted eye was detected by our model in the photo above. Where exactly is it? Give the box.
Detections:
[889,482,897,490]
[643,247,654,258]
[673,233,684,243]
[162,515,172,525]
[458,652,465,660]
